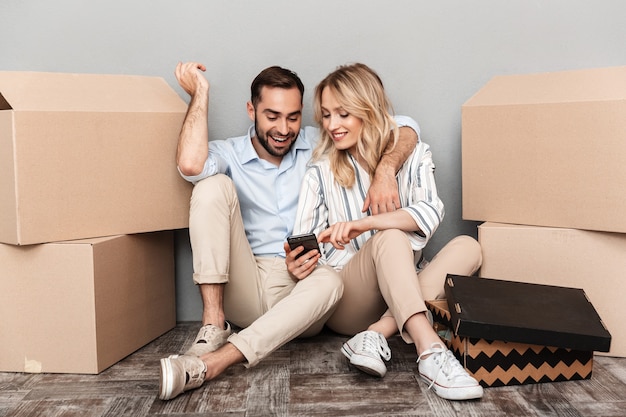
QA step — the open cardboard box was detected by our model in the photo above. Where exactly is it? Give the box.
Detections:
[0,71,192,245]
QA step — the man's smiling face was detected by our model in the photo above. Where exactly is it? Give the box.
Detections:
[248,86,302,165]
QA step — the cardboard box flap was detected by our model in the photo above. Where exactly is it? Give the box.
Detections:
[0,110,17,243]
[0,93,11,110]
[444,275,611,352]
[463,66,626,107]
[0,71,187,112]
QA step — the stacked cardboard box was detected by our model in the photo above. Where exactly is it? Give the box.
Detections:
[0,72,191,373]
[461,66,626,357]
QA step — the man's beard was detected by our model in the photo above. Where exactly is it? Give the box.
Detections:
[254,120,296,158]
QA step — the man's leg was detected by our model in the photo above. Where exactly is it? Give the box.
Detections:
[228,259,343,367]
[186,174,263,356]
[159,261,343,400]
[160,174,265,400]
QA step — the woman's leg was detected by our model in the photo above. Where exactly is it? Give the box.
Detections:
[328,229,422,377]
[417,235,483,301]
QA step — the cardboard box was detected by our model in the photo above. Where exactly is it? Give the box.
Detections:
[478,221,626,357]
[0,231,176,374]
[462,66,626,233]
[427,300,594,388]
[0,71,192,245]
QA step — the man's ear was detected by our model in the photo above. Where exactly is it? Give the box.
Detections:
[246,101,255,122]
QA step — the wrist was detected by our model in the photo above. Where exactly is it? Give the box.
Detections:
[361,216,376,231]
[193,82,210,98]
[374,161,396,178]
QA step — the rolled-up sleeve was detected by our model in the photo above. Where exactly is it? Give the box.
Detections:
[399,144,444,250]
[394,115,421,137]
[178,151,228,185]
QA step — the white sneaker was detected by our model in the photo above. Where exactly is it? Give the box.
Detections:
[417,343,483,400]
[159,355,206,400]
[341,330,392,377]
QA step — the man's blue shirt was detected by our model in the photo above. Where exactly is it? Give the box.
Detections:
[181,125,319,256]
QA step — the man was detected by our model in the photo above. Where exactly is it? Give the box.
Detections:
[159,62,419,400]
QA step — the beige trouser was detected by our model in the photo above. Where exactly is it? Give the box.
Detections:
[326,229,482,344]
[189,174,343,366]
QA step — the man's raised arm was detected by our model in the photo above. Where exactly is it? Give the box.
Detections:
[175,62,211,177]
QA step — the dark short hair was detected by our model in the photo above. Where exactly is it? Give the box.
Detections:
[250,66,305,107]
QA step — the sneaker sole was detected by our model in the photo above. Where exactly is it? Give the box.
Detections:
[341,344,386,378]
[419,374,484,400]
[159,356,177,400]
[340,344,353,361]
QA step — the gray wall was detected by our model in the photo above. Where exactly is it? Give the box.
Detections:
[2,0,625,321]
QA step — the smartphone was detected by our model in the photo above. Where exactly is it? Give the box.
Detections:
[287,233,320,259]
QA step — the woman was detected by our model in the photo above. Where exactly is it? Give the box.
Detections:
[286,63,483,401]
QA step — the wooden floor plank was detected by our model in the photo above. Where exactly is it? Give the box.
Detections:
[1,322,626,417]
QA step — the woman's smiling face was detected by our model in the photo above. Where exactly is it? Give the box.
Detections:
[320,86,363,155]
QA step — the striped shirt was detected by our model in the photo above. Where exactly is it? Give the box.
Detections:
[293,141,444,269]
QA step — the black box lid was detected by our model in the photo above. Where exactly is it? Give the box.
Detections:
[444,275,611,352]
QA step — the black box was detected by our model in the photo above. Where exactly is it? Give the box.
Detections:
[444,275,611,352]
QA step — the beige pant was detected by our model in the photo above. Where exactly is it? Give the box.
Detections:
[189,174,343,366]
[326,229,482,344]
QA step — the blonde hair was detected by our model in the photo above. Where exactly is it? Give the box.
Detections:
[313,63,398,187]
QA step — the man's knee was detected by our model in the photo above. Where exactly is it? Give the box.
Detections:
[191,174,237,209]
[309,266,344,301]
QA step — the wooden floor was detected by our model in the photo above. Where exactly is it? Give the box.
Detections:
[2,322,626,417]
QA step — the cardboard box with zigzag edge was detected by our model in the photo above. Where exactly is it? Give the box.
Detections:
[426,299,595,387]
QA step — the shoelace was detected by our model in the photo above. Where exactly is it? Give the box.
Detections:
[185,359,206,386]
[362,331,392,361]
[417,343,467,390]
[196,322,230,343]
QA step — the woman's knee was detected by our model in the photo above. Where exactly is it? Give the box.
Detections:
[446,235,483,274]
[370,229,411,253]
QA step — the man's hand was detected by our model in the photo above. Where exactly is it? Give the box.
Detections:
[363,125,417,214]
[175,62,209,97]
[284,242,320,281]
[362,167,401,215]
